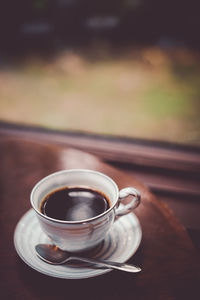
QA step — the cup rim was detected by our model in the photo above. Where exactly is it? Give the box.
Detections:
[30,169,119,224]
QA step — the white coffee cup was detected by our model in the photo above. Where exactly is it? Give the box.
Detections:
[31,169,140,252]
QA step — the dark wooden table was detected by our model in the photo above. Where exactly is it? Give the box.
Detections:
[1,123,200,300]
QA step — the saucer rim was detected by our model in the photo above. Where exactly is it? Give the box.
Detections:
[14,208,142,279]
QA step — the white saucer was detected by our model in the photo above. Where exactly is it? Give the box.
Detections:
[14,209,142,279]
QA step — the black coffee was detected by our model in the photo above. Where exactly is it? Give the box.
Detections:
[40,187,110,221]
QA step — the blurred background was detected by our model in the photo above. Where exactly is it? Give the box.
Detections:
[0,0,200,145]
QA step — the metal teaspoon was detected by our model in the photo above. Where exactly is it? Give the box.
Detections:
[35,244,141,273]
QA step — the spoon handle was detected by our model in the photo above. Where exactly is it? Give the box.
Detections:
[70,256,141,273]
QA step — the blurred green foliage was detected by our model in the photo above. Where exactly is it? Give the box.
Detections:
[0,46,199,145]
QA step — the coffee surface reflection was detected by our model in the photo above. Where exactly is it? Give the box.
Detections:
[40,187,111,221]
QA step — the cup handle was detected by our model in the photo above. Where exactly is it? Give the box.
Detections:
[115,187,141,218]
